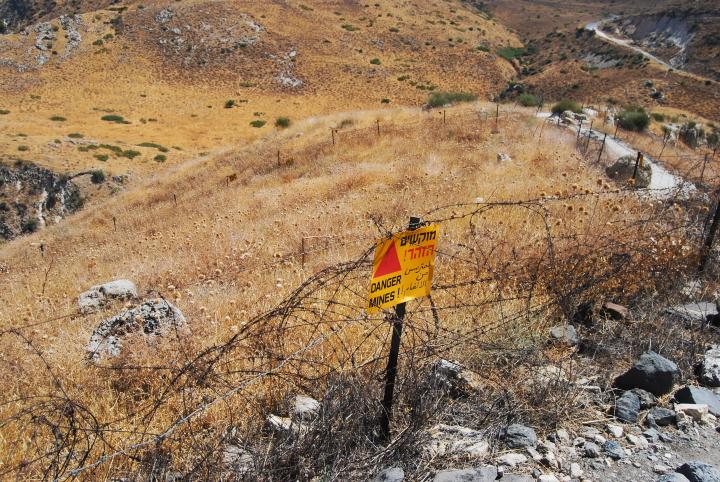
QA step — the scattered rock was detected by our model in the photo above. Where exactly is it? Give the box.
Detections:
[427,424,490,457]
[497,153,512,162]
[675,403,710,423]
[614,351,680,396]
[266,414,308,436]
[584,441,601,458]
[658,474,691,482]
[86,299,186,361]
[433,466,497,482]
[500,475,534,482]
[601,301,629,320]
[674,386,720,416]
[570,462,583,478]
[667,303,718,324]
[698,346,720,388]
[371,467,405,482]
[496,452,528,467]
[501,424,537,449]
[549,324,579,346]
[294,395,320,420]
[633,388,659,408]
[78,279,138,313]
[627,433,649,449]
[649,407,677,426]
[538,474,560,482]
[614,390,641,423]
[606,155,652,188]
[431,359,482,397]
[603,440,626,460]
[607,423,624,438]
[221,445,253,476]
[676,461,720,482]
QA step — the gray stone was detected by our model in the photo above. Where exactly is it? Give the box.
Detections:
[667,302,718,323]
[496,452,527,467]
[549,324,579,346]
[584,441,601,458]
[433,466,497,482]
[501,424,537,448]
[500,475,534,482]
[294,395,320,420]
[222,445,253,476]
[427,424,490,457]
[614,390,641,423]
[676,462,720,482]
[371,467,405,482]
[78,279,138,313]
[86,299,186,361]
[431,359,482,397]
[658,475,691,482]
[632,388,658,408]
[606,155,652,188]
[649,407,677,426]
[614,351,680,396]
[698,346,720,388]
[603,440,626,460]
[674,386,720,416]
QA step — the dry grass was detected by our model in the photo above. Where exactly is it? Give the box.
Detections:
[0,103,706,479]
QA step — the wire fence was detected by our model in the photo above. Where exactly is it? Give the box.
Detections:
[0,107,718,480]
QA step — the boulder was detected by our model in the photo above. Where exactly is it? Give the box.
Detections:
[605,155,652,188]
[431,359,482,397]
[614,390,641,423]
[600,301,629,320]
[501,424,537,448]
[676,462,720,482]
[433,467,497,482]
[674,386,720,416]
[614,351,680,396]
[78,279,137,313]
[549,324,578,346]
[371,467,405,482]
[648,407,677,426]
[632,388,658,408]
[667,302,718,324]
[86,299,186,361]
[427,424,490,457]
[698,346,720,388]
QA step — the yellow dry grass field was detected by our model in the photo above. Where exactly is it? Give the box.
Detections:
[0,0,520,180]
[0,102,697,478]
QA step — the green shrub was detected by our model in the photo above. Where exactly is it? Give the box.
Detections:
[90,170,105,184]
[137,142,169,152]
[381,98,391,104]
[551,99,581,115]
[224,99,235,109]
[617,106,650,132]
[707,132,719,148]
[341,24,359,31]
[427,91,477,108]
[93,39,103,46]
[650,112,665,122]
[250,120,266,128]
[154,154,167,162]
[101,114,129,124]
[17,145,29,152]
[121,150,141,159]
[22,218,39,233]
[497,46,526,61]
[370,58,381,65]
[94,154,109,161]
[517,93,541,107]
[397,75,410,81]
[68,132,84,138]
[0,109,9,115]
[275,117,291,128]
[476,44,490,52]
[49,115,67,122]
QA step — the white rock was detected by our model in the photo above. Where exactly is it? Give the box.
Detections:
[496,452,528,467]
[570,462,583,478]
[78,279,137,313]
[626,433,649,449]
[427,424,489,457]
[607,424,624,438]
[497,153,512,162]
[556,428,571,443]
[675,403,709,422]
[294,395,320,419]
[267,414,308,436]
[653,464,670,474]
[539,474,560,482]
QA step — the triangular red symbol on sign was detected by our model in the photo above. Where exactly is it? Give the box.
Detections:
[374,241,402,278]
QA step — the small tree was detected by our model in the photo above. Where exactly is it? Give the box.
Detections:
[224,100,235,109]
[91,170,106,184]
[616,106,650,132]
[275,117,291,128]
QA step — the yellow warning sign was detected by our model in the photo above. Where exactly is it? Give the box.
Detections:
[367,224,439,313]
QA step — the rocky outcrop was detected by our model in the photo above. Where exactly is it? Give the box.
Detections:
[606,155,652,188]
[86,299,186,361]
[78,279,138,313]
[614,351,680,396]
[0,161,82,242]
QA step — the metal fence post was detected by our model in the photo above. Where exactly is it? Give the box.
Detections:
[379,216,421,440]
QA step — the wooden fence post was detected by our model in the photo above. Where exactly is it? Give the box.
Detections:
[699,193,720,273]
[597,133,607,164]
